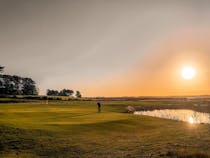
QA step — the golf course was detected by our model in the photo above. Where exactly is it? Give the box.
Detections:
[2,0,210,157]
[1,99,210,158]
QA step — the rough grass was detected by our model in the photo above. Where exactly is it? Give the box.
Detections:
[0,100,210,157]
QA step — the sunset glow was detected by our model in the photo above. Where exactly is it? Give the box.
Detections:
[181,66,196,80]
[1,0,210,97]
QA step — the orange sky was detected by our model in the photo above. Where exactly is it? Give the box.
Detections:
[81,29,210,97]
[2,1,210,97]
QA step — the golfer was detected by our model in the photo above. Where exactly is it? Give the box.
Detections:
[97,102,101,113]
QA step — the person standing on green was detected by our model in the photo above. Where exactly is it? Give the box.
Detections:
[97,102,101,113]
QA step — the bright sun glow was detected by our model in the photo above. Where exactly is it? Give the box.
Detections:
[181,66,196,80]
[189,116,194,124]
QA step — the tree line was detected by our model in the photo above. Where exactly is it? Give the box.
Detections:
[0,66,38,95]
[0,66,82,98]
[47,89,82,98]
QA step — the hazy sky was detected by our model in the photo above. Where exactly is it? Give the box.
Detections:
[1,0,210,96]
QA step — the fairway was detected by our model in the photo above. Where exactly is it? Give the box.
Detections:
[1,100,210,158]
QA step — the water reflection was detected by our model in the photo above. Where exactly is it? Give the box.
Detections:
[134,109,210,124]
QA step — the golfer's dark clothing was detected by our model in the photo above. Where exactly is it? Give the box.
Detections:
[97,102,101,113]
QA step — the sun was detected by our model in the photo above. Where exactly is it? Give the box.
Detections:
[181,66,196,80]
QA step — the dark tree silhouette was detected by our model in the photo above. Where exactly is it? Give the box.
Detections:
[0,66,38,95]
[22,78,38,95]
[59,89,74,96]
[47,89,59,96]
[0,66,4,73]
[75,91,82,98]
[47,89,74,96]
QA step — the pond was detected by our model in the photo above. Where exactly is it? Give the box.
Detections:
[134,109,210,124]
